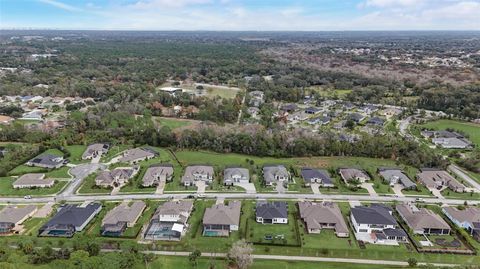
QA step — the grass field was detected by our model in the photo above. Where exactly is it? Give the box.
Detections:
[153,117,193,129]
[420,119,480,146]
[65,145,88,164]
[0,177,67,196]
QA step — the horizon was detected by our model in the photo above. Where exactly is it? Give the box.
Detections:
[1,0,479,31]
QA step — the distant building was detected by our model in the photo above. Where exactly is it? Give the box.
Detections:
[119,147,158,164]
[203,201,241,237]
[39,203,102,237]
[159,87,184,96]
[13,173,54,189]
[255,201,288,224]
[301,168,334,187]
[298,201,349,237]
[26,154,66,169]
[366,117,385,126]
[101,201,146,236]
[347,113,365,123]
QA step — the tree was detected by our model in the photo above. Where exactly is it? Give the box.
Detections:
[70,250,90,266]
[189,249,202,267]
[407,257,417,267]
[228,240,253,269]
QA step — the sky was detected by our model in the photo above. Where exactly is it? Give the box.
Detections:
[0,0,479,31]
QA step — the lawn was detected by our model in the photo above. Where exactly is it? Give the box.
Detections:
[420,119,480,146]
[8,165,48,176]
[0,177,67,196]
[86,202,118,236]
[122,200,160,238]
[153,117,193,129]
[77,173,112,194]
[21,217,47,236]
[441,189,480,200]
[100,144,133,162]
[65,145,88,164]
[45,166,71,178]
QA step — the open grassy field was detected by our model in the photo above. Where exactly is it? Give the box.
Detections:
[420,119,480,146]
[65,145,88,164]
[0,177,67,196]
[153,117,193,130]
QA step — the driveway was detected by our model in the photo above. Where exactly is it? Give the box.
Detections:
[276,183,286,194]
[449,164,480,192]
[196,181,206,194]
[360,183,377,197]
[392,184,405,197]
[91,155,102,164]
[429,188,444,199]
[155,181,165,194]
[310,183,321,194]
[234,182,256,194]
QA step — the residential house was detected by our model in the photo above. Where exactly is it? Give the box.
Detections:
[101,201,146,236]
[82,143,109,160]
[307,116,330,125]
[347,113,365,123]
[0,205,37,234]
[39,203,102,237]
[95,167,138,188]
[443,207,480,241]
[142,164,174,187]
[358,104,378,115]
[181,165,214,186]
[202,201,241,237]
[396,203,450,235]
[255,201,288,224]
[144,200,193,241]
[367,117,385,126]
[432,137,472,149]
[119,147,158,164]
[20,110,43,121]
[263,165,289,186]
[304,107,321,115]
[223,167,249,186]
[26,154,66,169]
[12,173,54,189]
[247,107,261,119]
[378,168,417,190]
[301,168,334,187]
[339,168,370,184]
[281,103,298,113]
[159,87,183,96]
[351,204,407,244]
[298,201,349,237]
[417,169,465,192]
[248,91,265,107]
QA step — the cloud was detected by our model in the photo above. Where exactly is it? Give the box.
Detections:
[38,0,82,12]
[362,0,422,8]
[422,1,480,20]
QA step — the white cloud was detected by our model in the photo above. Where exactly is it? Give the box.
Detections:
[362,0,423,8]
[38,0,82,12]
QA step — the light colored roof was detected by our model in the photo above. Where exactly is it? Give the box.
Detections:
[142,164,174,186]
[154,200,193,218]
[224,167,249,182]
[339,168,370,181]
[96,168,134,185]
[443,207,480,225]
[203,201,241,226]
[417,169,465,190]
[102,201,146,226]
[263,165,289,184]
[396,203,450,231]
[0,205,37,224]
[82,143,108,158]
[182,165,214,182]
[119,148,156,162]
[13,173,54,187]
[298,201,349,234]
[379,168,416,189]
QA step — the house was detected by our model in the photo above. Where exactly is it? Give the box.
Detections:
[203,201,241,237]
[248,91,265,107]
[301,168,334,187]
[101,201,146,236]
[95,167,138,188]
[358,105,378,114]
[281,103,298,113]
[263,165,289,186]
[119,147,158,164]
[417,169,465,192]
[287,111,309,122]
[351,204,407,244]
[223,167,249,186]
[20,110,43,121]
[255,201,288,224]
[307,116,330,125]
[26,154,66,169]
[159,87,183,96]
[181,165,214,186]
[82,143,109,160]
[298,201,349,237]
[304,107,321,114]
[144,200,193,241]
[0,115,14,125]
[367,117,385,126]
[12,173,54,189]
[347,113,365,123]
[339,168,370,184]
[378,168,417,190]
[39,203,102,237]
[443,207,480,241]
[380,107,403,119]
[0,205,37,234]
[396,203,450,235]
[342,102,355,110]
[142,164,174,187]
[432,137,472,149]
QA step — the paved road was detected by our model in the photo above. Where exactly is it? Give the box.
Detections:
[4,191,480,206]
[449,164,480,191]
[59,163,105,197]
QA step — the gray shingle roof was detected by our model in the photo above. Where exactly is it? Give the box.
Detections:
[301,168,333,185]
[0,205,37,224]
[396,203,450,231]
[102,201,146,226]
[203,201,241,226]
[256,201,288,220]
[298,201,349,235]
[351,205,397,226]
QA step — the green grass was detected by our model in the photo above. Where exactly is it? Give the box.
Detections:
[122,200,159,238]
[420,119,480,146]
[0,177,67,196]
[21,217,47,236]
[86,202,118,236]
[45,166,71,178]
[77,173,112,194]
[8,165,48,176]
[154,117,193,129]
[441,189,480,200]
[100,144,133,162]
[65,145,88,164]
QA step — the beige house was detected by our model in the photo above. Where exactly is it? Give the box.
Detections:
[0,205,37,234]
[339,168,370,184]
[396,203,450,235]
[95,167,138,188]
[119,148,157,164]
[417,169,465,193]
[101,201,146,236]
[298,201,349,237]
[142,164,174,187]
[12,173,54,189]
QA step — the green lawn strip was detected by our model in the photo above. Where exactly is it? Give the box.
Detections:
[8,165,47,176]
[441,189,480,200]
[87,202,118,236]
[45,166,71,179]
[21,217,47,236]
[65,145,88,164]
[420,119,480,146]
[77,173,112,194]
[154,117,192,129]
[0,177,67,196]
[42,148,64,156]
